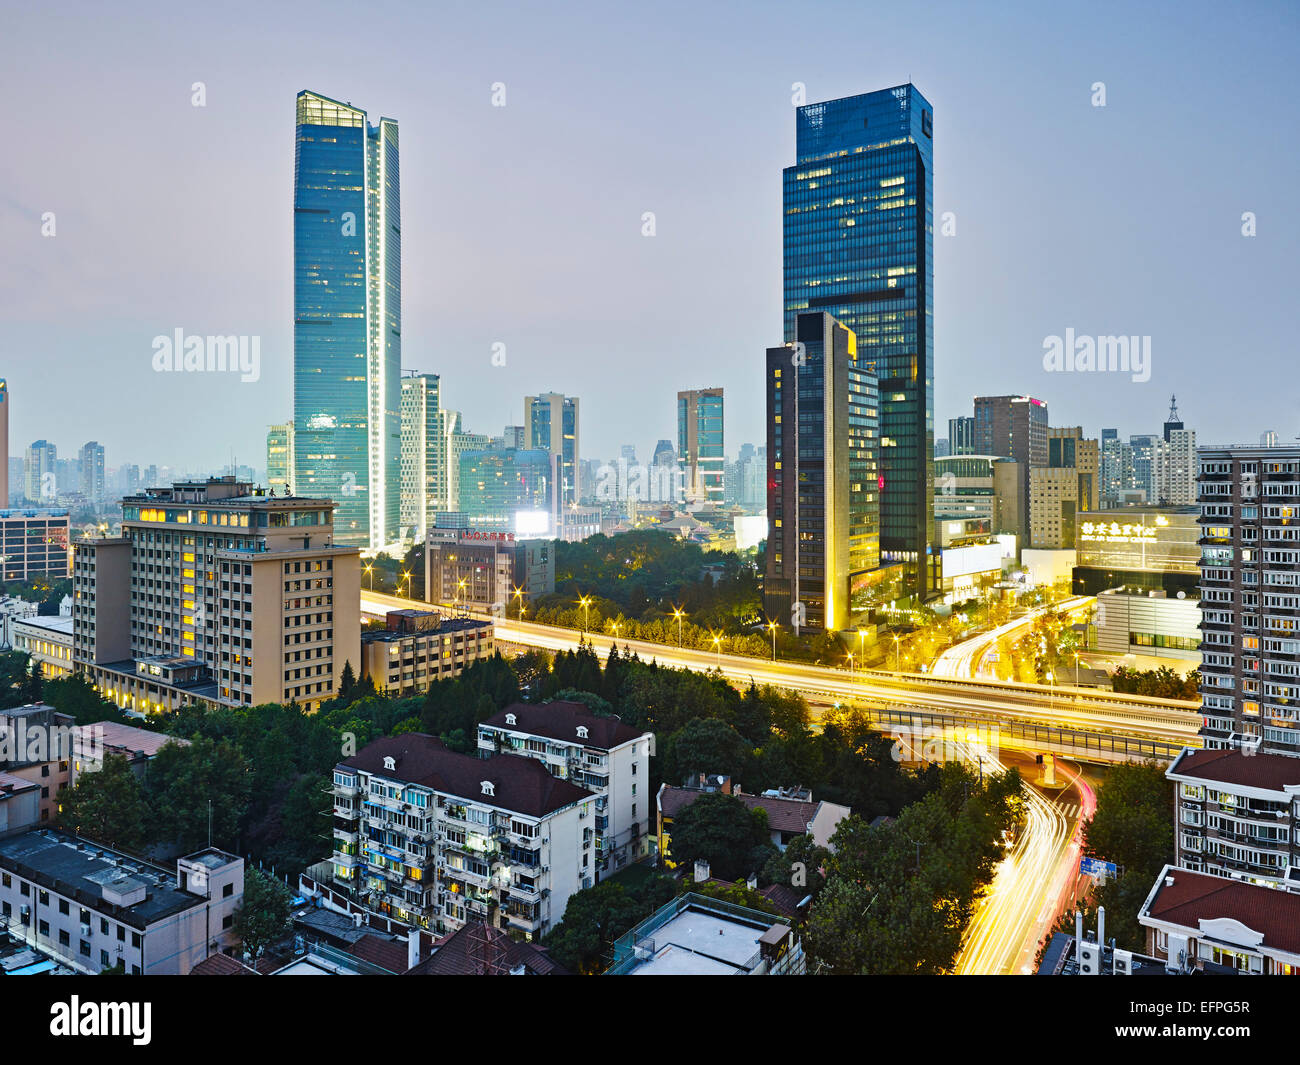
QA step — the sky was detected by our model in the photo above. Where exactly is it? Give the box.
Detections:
[1,0,1297,473]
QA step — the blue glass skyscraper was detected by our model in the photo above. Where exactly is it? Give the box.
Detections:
[783,85,934,599]
[293,91,401,549]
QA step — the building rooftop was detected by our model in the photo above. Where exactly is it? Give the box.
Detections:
[189,952,259,976]
[404,923,569,976]
[339,733,593,818]
[84,721,187,759]
[485,701,647,751]
[659,785,842,837]
[0,830,206,929]
[1167,747,1300,794]
[12,614,74,635]
[1141,865,1300,958]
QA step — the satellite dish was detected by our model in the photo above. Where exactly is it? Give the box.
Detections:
[1176,591,1186,599]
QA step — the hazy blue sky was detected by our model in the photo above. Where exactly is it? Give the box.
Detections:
[1,0,1297,473]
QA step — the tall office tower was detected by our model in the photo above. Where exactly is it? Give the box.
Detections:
[266,422,295,493]
[78,441,106,502]
[764,312,879,632]
[1099,429,1120,504]
[651,439,675,468]
[71,478,360,714]
[1130,434,1159,500]
[974,395,1048,523]
[933,438,950,459]
[0,379,8,505]
[784,86,933,598]
[1029,427,1099,549]
[1155,428,1197,506]
[1261,430,1279,448]
[1197,447,1300,755]
[399,374,449,543]
[525,393,579,507]
[677,388,725,506]
[502,426,527,450]
[292,91,401,551]
[948,415,976,456]
[24,440,57,503]
[620,444,638,465]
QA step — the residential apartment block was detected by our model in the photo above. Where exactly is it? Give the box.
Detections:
[71,477,360,715]
[478,701,655,875]
[0,830,243,975]
[326,733,597,939]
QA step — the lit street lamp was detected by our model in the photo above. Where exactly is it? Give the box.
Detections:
[364,564,373,591]
[768,620,778,662]
[579,595,592,633]
[893,634,901,674]
[711,632,722,669]
[673,607,685,648]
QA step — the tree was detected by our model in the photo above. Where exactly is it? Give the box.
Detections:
[762,833,830,897]
[339,661,356,697]
[665,718,749,785]
[668,792,771,881]
[59,753,148,850]
[545,873,677,974]
[233,867,292,959]
[146,737,252,853]
[20,659,43,704]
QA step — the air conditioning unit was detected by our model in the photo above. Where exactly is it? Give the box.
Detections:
[1077,940,1099,975]
[1112,949,1133,975]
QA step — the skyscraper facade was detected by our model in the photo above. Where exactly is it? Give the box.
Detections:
[948,416,976,456]
[677,388,724,506]
[24,440,57,503]
[266,422,295,493]
[974,395,1048,525]
[292,91,401,550]
[784,85,934,598]
[525,393,579,507]
[765,312,879,632]
[78,441,106,502]
[400,373,448,543]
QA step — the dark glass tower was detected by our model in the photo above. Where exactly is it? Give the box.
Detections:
[783,85,933,599]
[677,388,725,505]
[293,91,401,550]
[765,312,879,632]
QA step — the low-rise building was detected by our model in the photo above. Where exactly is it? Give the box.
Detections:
[320,733,596,939]
[478,701,655,876]
[605,892,804,975]
[360,610,494,695]
[10,615,75,678]
[0,772,40,837]
[69,721,188,788]
[0,704,75,824]
[0,830,243,975]
[656,780,850,865]
[1139,864,1300,974]
[425,527,554,614]
[1093,587,1200,661]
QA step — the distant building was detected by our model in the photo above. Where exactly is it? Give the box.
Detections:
[266,422,294,494]
[948,415,976,456]
[78,442,105,503]
[10,615,74,678]
[457,448,552,532]
[1029,427,1099,550]
[23,441,57,504]
[525,393,580,508]
[677,388,725,506]
[974,395,1048,524]
[0,510,70,581]
[425,528,554,614]
[0,704,75,824]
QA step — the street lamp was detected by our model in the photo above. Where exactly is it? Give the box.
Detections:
[364,564,373,591]
[846,651,854,677]
[893,634,901,674]
[455,578,467,614]
[1074,651,1080,688]
[711,632,722,669]
[1046,670,1055,715]
[768,620,778,662]
[673,607,685,648]
[401,570,412,599]
[858,628,867,669]
[579,595,592,633]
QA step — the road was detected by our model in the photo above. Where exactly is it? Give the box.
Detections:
[361,589,1200,751]
[932,595,1095,681]
[952,751,1096,974]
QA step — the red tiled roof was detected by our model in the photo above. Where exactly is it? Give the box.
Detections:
[189,953,259,975]
[340,733,593,818]
[1144,867,1300,955]
[85,722,189,759]
[486,701,646,750]
[658,786,820,835]
[1169,748,1300,792]
[347,934,410,974]
[404,923,569,976]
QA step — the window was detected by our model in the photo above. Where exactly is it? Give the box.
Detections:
[223,883,233,898]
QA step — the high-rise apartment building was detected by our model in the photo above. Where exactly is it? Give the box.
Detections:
[783,86,934,598]
[457,449,552,532]
[677,388,725,506]
[399,374,450,543]
[525,393,579,509]
[1196,447,1300,755]
[24,440,57,504]
[267,422,295,493]
[974,395,1048,525]
[764,312,879,632]
[78,441,105,502]
[1130,434,1159,500]
[948,416,976,456]
[71,477,361,715]
[1156,428,1197,506]
[292,91,401,550]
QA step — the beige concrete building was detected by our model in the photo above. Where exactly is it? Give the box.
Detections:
[360,610,495,695]
[1029,428,1099,549]
[72,477,361,714]
[10,615,74,679]
[0,704,75,825]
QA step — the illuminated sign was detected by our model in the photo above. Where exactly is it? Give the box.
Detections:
[1079,521,1158,544]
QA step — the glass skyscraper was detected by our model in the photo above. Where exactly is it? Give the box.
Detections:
[783,85,934,598]
[677,388,724,505]
[293,91,401,550]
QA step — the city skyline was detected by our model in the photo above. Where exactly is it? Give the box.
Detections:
[2,1,1296,472]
